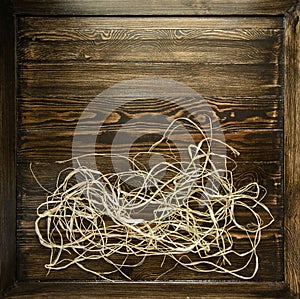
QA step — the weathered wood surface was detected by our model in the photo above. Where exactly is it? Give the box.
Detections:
[0,0,16,296]
[18,17,283,64]
[18,62,282,98]
[13,0,296,16]
[5,281,293,299]
[17,17,284,31]
[284,2,300,296]
[16,16,285,283]
[17,96,283,162]
[18,30,282,64]
[17,17,283,98]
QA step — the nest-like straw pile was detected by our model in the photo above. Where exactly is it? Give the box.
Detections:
[34,117,274,280]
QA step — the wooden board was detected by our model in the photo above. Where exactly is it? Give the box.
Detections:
[0,0,16,295]
[16,16,284,282]
[13,0,295,16]
[284,3,300,295]
[5,281,292,299]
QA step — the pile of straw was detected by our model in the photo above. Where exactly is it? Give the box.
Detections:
[34,118,273,280]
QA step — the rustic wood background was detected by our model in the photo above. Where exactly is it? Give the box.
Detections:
[17,16,284,282]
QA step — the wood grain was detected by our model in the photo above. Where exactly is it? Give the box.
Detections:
[18,129,283,163]
[284,2,300,296]
[18,29,282,65]
[12,0,296,16]
[5,281,293,299]
[17,17,284,31]
[17,18,283,99]
[17,17,283,64]
[0,0,16,296]
[17,95,283,162]
[18,62,281,98]
[18,96,282,130]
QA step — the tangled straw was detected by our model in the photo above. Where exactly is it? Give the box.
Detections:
[34,117,274,280]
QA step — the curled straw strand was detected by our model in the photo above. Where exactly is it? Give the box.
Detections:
[34,117,274,280]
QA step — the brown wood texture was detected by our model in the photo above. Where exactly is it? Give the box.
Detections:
[16,16,285,284]
[13,0,295,16]
[284,1,300,296]
[0,0,16,296]
[17,96,283,161]
[18,18,283,64]
[4,281,293,299]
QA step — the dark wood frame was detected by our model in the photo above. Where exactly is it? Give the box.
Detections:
[1,0,299,297]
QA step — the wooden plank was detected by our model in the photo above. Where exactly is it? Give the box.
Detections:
[13,0,296,16]
[17,96,282,131]
[17,17,283,65]
[17,129,282,162]
[17,17,284,31]
[5,281,293,299]
[18,62,282,98]
[284,2,300,296]
[17,96,283,162]
[0,0,16,296]
[17,28,282,65]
